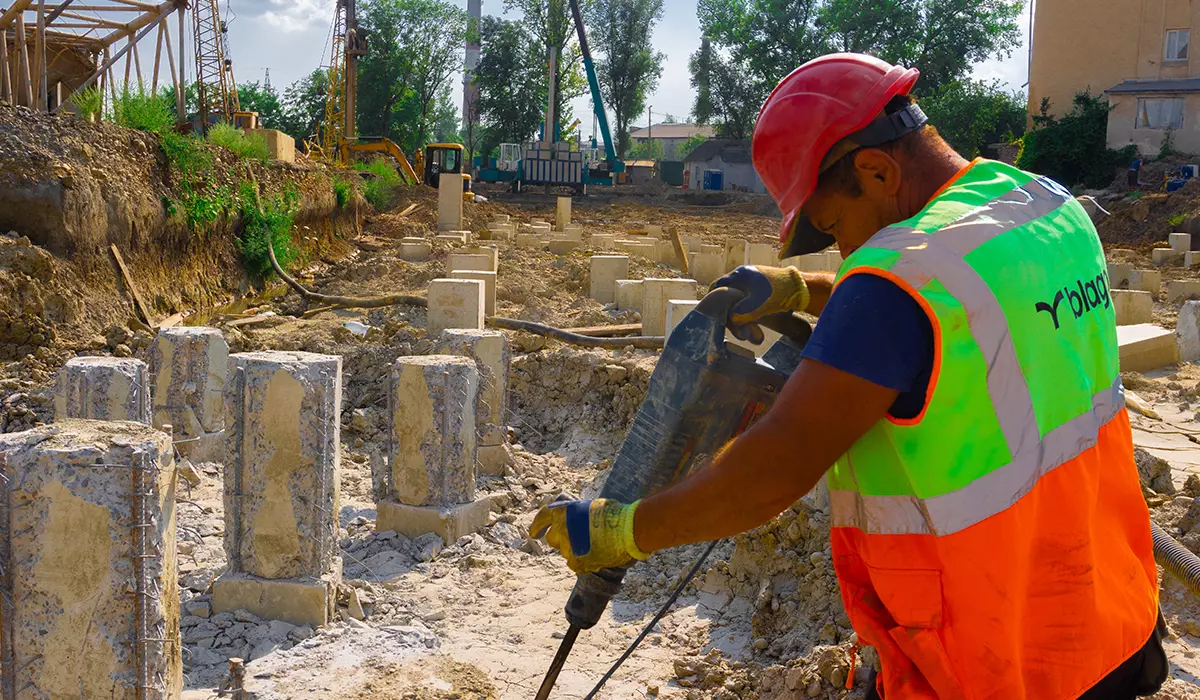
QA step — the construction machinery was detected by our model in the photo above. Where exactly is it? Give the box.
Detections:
[533,290,812,698]
[421,143,472,190]
[569,0,624,182]
[191,0,258,133]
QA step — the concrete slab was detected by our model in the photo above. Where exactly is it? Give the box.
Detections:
[1111,289,1153,325]
[377,498,493,544]
[54,356,150,423]
[1117,324,1180,372]
[211,575,333,629]
[1171,232,1192,252]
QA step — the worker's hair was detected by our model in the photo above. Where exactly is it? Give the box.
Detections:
[816,95,952,198]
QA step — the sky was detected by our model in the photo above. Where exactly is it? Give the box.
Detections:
[225,0,1033,133]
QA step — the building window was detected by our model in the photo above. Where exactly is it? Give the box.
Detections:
[1136,97,1185,129]
[1166,29,1190,61]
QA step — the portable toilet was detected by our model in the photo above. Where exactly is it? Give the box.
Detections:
[703,169,724,191]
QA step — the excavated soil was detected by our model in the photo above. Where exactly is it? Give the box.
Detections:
[0,107,1197,698]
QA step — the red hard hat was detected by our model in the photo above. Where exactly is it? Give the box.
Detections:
[752,53,922,257]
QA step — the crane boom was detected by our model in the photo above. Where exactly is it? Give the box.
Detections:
[568,0,623,172]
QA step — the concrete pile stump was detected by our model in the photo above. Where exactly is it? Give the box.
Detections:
[548,239,580,254]
[214,351,342,628]
[1130,269,1162,295]
[591,234,617,250]
[447,252,495,274]
[1168,279,1200,302]
[0,420,181,698]
[745,242,775,266]
[401,239,433,261]
[450,270,497,316]
[616,280,644,312]
[1117,324,1179,372]
[1153,248,1183,266]
[1107,263,1132,289]
[692,252,726,285]
[665,300,700,338]
[55,356,151,424]
[556,196,572,231]
[516,233,541,249]
[435,232,469,245]
[148,326,229,461]
[427,278,486,336]
[643,279,698,336]
[1179,301,1200,363]
[1111,290,1153,326]
[379,356,491,541]
[590,255,631,304]
[437,173,464,231]
[1171,232,1192,252]
[436,330,512,475]
[724,238,747,272]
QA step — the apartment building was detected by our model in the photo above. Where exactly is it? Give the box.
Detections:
[1029,0,1200,153]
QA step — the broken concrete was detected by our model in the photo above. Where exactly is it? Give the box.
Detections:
[216,351,342,628]
[376,498,492,543]
[148,326,228,461]
[1111,289,1153,326]
[54,356,150,423]
[435,329,510,442]
[388,355,478,507]
[1117,324,1180,372]
[1179,301,1200,363]
[590,255,631,303]
[643,278,698,336]
[427,278,486,336]
[0,420,181,698]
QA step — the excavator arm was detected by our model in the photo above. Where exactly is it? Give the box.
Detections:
[342,139,420,185]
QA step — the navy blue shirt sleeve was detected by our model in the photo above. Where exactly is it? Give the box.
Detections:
[800,273,935,420]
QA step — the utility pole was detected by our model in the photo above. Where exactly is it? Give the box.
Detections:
[647,106,652,160]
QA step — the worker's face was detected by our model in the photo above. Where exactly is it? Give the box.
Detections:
[801,149,904,259]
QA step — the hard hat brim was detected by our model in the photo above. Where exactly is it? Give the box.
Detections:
[779,211,835,259]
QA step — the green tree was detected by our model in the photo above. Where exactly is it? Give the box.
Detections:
[678,133,708,159]
[474,17,545,155]
[237,81,285,131]
[689,0,1025,137]
[357,0,468,148]
[586,0,666,158]
[919,79,1025,157]
[431,85,462,143]
[278,70,329,144]
[505,0,588,136]
[662,113,678,123]
[1016,90,1136,190]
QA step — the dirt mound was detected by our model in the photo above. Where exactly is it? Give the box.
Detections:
[1098,178,1200,248]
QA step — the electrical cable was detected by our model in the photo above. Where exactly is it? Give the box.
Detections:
[583,539,721,700]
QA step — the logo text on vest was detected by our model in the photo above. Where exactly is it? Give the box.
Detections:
[1035,273,1110,330]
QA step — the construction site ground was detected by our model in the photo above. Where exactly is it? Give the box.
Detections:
[1,107,1199,698]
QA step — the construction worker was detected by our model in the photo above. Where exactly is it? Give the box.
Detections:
[531,54,1168,699]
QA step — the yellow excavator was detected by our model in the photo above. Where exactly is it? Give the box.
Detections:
[316,0,471,192]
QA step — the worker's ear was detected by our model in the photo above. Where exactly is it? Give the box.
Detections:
[852,148,902,200]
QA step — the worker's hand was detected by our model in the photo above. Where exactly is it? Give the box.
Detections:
[710,265,810,343]
[528,498,650,574]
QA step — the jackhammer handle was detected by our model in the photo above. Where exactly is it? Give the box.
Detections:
[696,287,813,348]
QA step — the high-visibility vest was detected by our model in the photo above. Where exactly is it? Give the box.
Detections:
[827,159,1159,699]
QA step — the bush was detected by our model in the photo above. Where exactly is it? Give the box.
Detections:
[206,123,271,161]
[919,79,1026,158]
[333,178,354,208]
[1016,90,1138,190]
[360,160,401,210]
[68,87,103,121]
[113,89,174,134]
[237,181,300,278]
[162,132,213,174]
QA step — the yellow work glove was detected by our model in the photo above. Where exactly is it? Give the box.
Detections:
[528,498,650,574]
[709,265,810,343]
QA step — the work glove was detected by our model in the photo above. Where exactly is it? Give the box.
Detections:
[710,265,810,343]
[528,498,650,574]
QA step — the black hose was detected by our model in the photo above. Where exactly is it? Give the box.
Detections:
[1151,521,1200,597]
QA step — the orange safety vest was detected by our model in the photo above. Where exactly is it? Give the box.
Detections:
[826,160,1159,699]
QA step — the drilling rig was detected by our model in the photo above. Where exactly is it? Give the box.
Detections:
[192,0,239,133]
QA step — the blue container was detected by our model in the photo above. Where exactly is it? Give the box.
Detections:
[702,169,724,191]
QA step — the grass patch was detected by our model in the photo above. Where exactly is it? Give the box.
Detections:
[113,88,174,134]
[333,178,354,208]
[68,87,103,121]
[206,123,271,162]
[237,181,300,278]
[360,160,401,210]
[1168,211,1188,227]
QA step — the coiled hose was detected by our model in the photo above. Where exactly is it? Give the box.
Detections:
[1151,521,1200,597]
